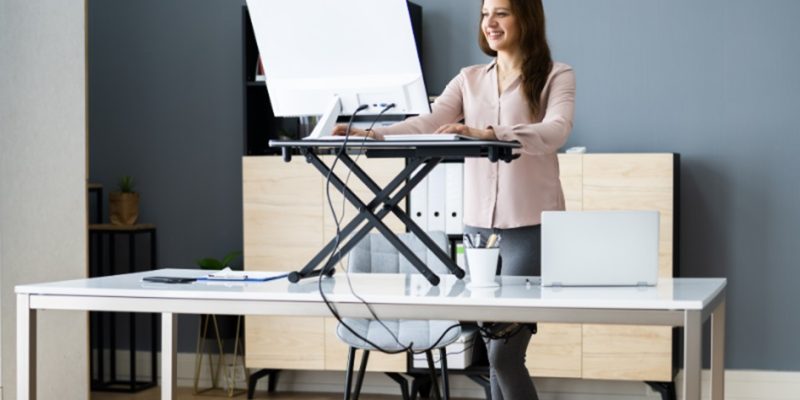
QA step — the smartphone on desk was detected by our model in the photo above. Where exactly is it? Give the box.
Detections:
[142,276,197,284]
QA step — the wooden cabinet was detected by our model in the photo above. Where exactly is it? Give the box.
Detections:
[525,323,583,378]
[244,153,678,381]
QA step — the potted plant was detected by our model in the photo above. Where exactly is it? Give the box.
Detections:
[109,175,139,225]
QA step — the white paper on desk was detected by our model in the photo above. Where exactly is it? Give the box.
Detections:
[444,163,463,235]
[410,165,428,231]
[202,268,287,281]
[427,164,446,232]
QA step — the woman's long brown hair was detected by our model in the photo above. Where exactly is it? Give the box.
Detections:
[478,0,553,118]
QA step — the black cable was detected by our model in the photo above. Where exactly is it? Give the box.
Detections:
[339,105,464,353]
[319,103,412,353]
[316,103,409,354]
[317,103,465,355]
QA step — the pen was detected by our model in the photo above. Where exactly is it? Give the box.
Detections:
[207,274,248,280]
[486,233,498,248]
[475,233,482,248]
[463,234,475,248]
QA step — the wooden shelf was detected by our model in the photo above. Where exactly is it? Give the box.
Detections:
[89,223,156,232]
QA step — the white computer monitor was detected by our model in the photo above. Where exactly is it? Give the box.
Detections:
[246,0,431,139]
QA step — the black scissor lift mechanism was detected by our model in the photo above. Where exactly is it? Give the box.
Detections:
[270,140,521,286]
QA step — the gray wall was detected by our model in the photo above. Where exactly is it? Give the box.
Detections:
[88,0,245,351]
[1,1,89,399]
[89,0,800,370]
[540,0,800,371]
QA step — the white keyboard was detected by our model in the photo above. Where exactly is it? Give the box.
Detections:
[383,134,477,141]
[303,135,375,141]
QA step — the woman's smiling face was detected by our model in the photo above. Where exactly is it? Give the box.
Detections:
[481,0,520,53]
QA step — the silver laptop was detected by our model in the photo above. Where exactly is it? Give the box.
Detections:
[541,211,659,287]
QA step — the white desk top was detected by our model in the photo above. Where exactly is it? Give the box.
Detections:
[17,269,726,312]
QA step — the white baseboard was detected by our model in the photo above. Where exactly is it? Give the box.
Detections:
[674,369,800,400]
[105,350,800,400]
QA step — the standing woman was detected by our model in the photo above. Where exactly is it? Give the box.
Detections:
[334,0,574,398]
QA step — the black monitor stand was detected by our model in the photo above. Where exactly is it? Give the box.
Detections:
[269,139,521,286]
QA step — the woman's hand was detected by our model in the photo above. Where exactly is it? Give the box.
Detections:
[435,123,496,140]
[331,124,382,140]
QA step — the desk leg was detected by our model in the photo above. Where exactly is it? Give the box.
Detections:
[17,294,37,400]
[710,298,726,400]
[161,313,177,400]
[683,310,702,400]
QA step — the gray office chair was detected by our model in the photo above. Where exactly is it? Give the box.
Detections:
[336,231,461,400]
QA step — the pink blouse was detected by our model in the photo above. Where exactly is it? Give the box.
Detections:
[374,61,576,228]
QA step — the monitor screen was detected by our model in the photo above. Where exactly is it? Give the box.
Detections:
[247,0,430,137]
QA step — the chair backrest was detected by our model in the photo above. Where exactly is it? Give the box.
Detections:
[347,231,450,275]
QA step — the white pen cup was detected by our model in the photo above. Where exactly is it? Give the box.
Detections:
[465,247,500,288]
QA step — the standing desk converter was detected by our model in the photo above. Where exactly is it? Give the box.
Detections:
[16,270,726,400]
[268,139,521,286]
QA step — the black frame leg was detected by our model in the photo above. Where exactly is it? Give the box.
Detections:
[425,351,442,400]
[438,348,450,400]
[646,381,676,400]
[344,347,357,400]
[352,350,370,400]
[410,373,431,400]
[247,368,280,399]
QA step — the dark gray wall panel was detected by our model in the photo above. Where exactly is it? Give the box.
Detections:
[89,0,246,351]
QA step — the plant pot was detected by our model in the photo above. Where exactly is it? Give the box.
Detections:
[109,192,139,225]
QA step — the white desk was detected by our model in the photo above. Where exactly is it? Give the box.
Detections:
[16,269,726,400]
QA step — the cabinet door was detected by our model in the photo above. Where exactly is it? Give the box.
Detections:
[580,154,675,381]
[246,316,326,370]
[243,156,324,271]
[582,154,674,277]
[581,324,672,381]
[243,157,326,370]
[526,323,583,378]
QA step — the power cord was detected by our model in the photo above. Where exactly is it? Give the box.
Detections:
[317,104,463,355]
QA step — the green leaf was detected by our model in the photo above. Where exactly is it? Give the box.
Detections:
[118,175,135,193]
[196,257,224,270]
[196,250,241,270]
[220,250,243,267]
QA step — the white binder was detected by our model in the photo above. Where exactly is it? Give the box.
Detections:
[444,163,464,235]
[409,165,428,231]
[426,164,447,232]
